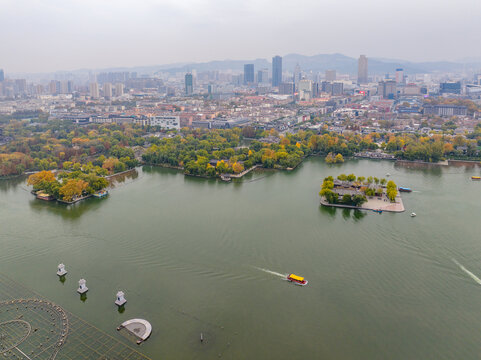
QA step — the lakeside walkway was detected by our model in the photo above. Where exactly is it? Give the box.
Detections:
[220,165,260,181]
[228,165,260,178]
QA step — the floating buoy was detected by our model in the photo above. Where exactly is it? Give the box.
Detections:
[77,279,88,294]
[57,264,67,277]
[115,291,127,306]
[200,333,204,342]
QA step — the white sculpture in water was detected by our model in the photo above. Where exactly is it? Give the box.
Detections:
[57,263,67,276]
[77,279,88,294]
[115,291,127,306]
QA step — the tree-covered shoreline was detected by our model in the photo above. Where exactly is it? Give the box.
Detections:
[3,119,481,180]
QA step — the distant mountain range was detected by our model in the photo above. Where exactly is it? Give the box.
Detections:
[12,54,481,79]
[158,53,481,75]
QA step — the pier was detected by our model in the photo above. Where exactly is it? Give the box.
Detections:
[220,165,260,181]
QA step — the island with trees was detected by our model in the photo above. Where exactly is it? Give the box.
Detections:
[28,166,110,204]
[319,174,405,212]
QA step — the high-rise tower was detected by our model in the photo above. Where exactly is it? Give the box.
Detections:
[395,68,404,84]
[272,56,282,87]
[185,73,193,95]
[358,55,368,84]
[244,64,254,85]
[89,82,99,98]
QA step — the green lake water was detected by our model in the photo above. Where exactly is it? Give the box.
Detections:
[1,157,481,359]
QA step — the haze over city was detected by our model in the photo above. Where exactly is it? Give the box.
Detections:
[3,0,481,73]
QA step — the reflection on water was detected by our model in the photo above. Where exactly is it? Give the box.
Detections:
[183,174,218,186]
[108,168,139,188]
[0,175,26,192]
[352,209,366,221]
[319,203,367,222]
[142,165,179,177]
[394,161,444,176]
[28,196,106,220]
[448,160,481,168]
[319,204,336,217]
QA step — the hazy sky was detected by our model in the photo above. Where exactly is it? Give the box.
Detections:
[3,0,481,73]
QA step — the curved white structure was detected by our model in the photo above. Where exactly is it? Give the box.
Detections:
[118,318,152,343]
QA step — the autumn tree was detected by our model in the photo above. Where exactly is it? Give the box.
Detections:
[27,170,56,187]
[232,162,244,174]
[59,179,88,202]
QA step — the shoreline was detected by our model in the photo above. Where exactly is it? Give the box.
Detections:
[3,155,480,183]
[396,159,449,166]
[57,194,93,204]
[105,168,137,179]
[320,196,405,213]
[143,162,296,181]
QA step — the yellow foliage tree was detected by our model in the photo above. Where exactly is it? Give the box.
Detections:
[59,179,88,202]
[27,170,56,186]
[261,149,275,162]
[280,137,290,146]
[232,162,244,174]
[335,153,344,163]
[444,143,454,154]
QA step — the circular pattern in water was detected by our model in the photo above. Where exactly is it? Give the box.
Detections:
[0,319,31,352]
[0,299,68,359]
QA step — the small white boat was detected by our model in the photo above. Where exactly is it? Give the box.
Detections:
[386,173,391,177]
[411,212,416,217]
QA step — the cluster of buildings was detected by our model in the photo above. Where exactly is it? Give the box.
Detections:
[1,54,481,137]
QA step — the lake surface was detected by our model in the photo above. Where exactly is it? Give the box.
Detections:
[1,158,481,359]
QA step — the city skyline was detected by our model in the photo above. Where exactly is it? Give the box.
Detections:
[2,0,481,73]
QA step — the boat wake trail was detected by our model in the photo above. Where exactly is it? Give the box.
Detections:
[452,258,481,285]
[253,267,287,279]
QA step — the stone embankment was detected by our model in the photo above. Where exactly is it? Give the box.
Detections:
[320,194,405,213]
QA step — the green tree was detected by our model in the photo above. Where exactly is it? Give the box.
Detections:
[342,194,352,204]
[352,194,367,207]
